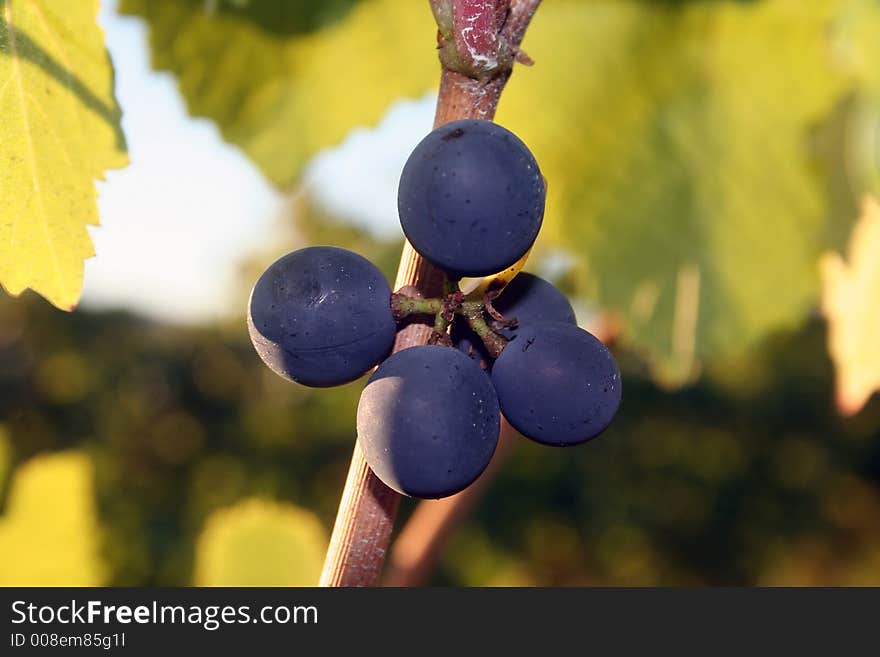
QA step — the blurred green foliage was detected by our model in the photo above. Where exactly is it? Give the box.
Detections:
[194,497,326,586]
[200,0,363,35]
[0,451,104,585]
[2,209,878,583]
[118,0,437,189]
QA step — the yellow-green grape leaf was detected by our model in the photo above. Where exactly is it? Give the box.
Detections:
[821,195,880,416]
[120,0,436,188]
[497,0,880,384]
[0,451,105,585]
[0,0,127,311]
[194,497,327,586]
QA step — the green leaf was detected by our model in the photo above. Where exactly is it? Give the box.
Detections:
[193,497,327,586]
[119,0,437,188]
[0,451,105,585]
[500,0,880,383]
[0,0,127,311]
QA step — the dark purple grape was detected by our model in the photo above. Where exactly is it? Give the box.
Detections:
[491,322,621,446]
[247,246,395,387]
[494,272,577,339]
[357,345,500,498]
[398,119,545,277]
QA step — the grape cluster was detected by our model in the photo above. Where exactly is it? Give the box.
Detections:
[247,119,621,500]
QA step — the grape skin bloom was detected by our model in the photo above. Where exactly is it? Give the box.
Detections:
[247,246,396,387]
[357,345,501,499]
[493,272,577,339]
[398,119,545,277]
[492,322,622,446]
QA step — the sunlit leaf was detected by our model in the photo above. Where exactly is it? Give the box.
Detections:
[119,0,436,188]
[0,451,105,585]
[194,497,327,586]
[0,0,128,310]
[820,194,880,416]
[500,0,880,383]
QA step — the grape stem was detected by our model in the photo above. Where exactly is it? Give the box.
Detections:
[320,0,543,588]
[482,289,514,326]
[462,305,508,358]
[390,295,442,319]
[391,290,509,358]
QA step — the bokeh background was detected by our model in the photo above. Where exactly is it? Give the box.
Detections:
[2,0,880,586]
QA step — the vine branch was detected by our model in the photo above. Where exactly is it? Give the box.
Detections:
[319,0,542,588]
[384,420,517,586]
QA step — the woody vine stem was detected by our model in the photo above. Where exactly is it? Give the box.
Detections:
[319,0,543,587]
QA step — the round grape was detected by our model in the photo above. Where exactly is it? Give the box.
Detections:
[494,272,576,339]
[247,246,396,387]
[491,322,621,446]
[357,345,500,498]
[398,119,545,277]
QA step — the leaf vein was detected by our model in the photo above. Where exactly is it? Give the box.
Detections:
[4,1,65,289]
